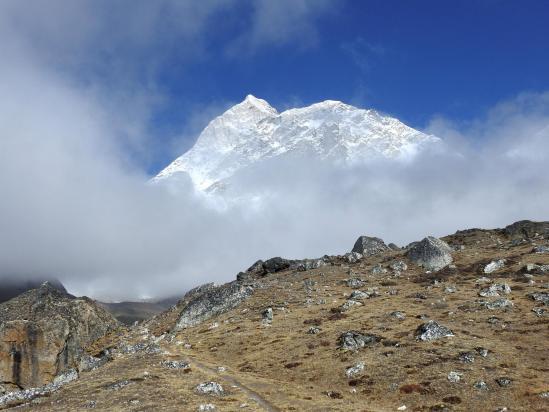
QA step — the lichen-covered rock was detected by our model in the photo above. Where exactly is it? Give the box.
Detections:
[346,278,365,288]
[339,300,362,312]
[344,252,363,264]
[390,261,408,272]
[480,298,514,310]
[175,282,253,330]
[0,283,118,389]
[338,331,381,351]
[351,236,389,256]
[415,320,454,341]
[407,237,453,271]
[532,245,549,254]
[528,292,549,305]
[349,290,370,300]
[261,307,273,324]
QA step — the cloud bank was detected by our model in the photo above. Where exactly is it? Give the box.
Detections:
[0,1,547,300]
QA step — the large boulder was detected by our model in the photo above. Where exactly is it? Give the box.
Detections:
[503,220,549,239]
[351,236,389,257]
[175,282,253,330]
[0,283,119,389]
[407,236,453,271]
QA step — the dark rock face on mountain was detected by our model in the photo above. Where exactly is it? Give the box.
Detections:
[0,283,119,389]
[174,282,253,330]
[407,236,453,271]
[351,236,389,256]
[0,278,66,304]
[503,220,549,239]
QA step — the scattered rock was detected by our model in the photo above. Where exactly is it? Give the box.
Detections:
[532,245,549,254]
[262,307,273,324]
[444,285,457,293]
[484,259,505,274]
[447,371,462,383]
[389,311,406,320]
[458,351,475,363]
[344,252,363,264]
[495,377,512,387]
[473,380,489,390]
[528,292,549,305]
[338,331,381,351]
[349,290,370,300]
[390,261,408,272]
[346,278,366,288]
[407,237,453,271]
[480,298,514,310]
[307,326,321,334]
[479,283,511,297]
[532,307,547,317]
[351,236,389,256]
[195,382,224,396]
[198,404,216,411]
[340,300,362,312]
[371,264,387,275]
[345,361,365,378]
[160,360,190,370]
[415,320,454,341]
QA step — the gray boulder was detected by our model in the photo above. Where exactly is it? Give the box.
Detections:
[351,236,389,256]
[407,236,453,271]
[338,331,381,351]
[175,282,253,330]
[503,220,549,239]
[533,245,549,254]
[195,382,224,396]
[415,320,454,341]
[484,259,505,274]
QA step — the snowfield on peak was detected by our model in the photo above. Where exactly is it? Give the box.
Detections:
[154,95,440,191]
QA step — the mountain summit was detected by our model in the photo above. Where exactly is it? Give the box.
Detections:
[154,95,439,191]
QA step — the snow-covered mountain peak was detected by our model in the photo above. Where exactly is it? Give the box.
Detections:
[154,96,441,191]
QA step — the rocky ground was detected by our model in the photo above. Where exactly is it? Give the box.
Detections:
[1,221,548,411]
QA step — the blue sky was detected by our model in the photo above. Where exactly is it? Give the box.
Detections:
[148,0,549,170]
[3,0,547,174]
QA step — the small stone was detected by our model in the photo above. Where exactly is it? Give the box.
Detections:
[371,264,388,275]
[397,406,407,411]
[340,300,363,312]
[390,261,408,272]
[533,245,549,253]
[476,277,491,284]
[495,377,512,387]
[198,404,216,411]
[480,298,514,310]
[458,352,475,363]
[344,252,363,263]
[390,311,406,320]
[532,307,547,317]
[349,290,370,300]
[345,361,365,378]
[346,278,366,288]
[484,259,505,274]
[307,326,321,334]
[444,285,457,293]
[476,347,489,357]
[338,331,381,351]
[473,381,489,390]
[262,307,273,324]
[415,320,454,341]
[160,360,190,370]
[195,382,224,396]
[528,292,549,305]
[479,283,511,297]
[447,371,462,383]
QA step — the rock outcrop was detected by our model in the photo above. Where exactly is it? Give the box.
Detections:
[351,236,389,256]
[407,236,453,271]
[175,282,253,330]
[0,283,119,389]
[0,278,66,304]
[503,220,549,239]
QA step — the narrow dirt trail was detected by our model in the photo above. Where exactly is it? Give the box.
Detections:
[187,355,281,412]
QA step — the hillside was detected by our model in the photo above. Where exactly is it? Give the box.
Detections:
[1,220,548,411]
